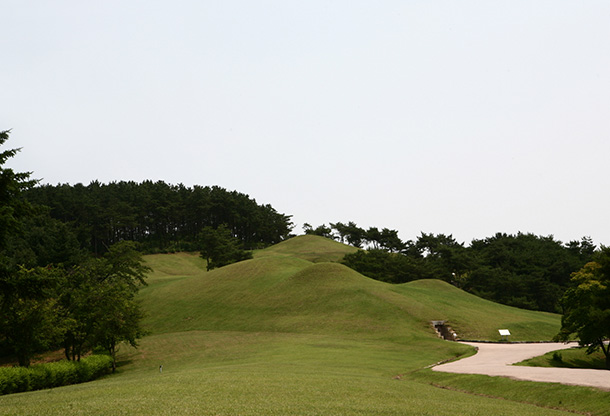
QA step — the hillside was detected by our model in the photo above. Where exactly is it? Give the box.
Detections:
[140,235,560,341]
[4,235,589,416]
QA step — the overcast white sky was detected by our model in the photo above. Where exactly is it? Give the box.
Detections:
[2,1,610,246]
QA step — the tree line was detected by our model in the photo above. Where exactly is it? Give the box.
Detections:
[24,181,294,254]
[305,222,596,313]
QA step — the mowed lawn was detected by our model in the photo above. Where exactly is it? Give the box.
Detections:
[0,332,577,416]
[1,236,608,415]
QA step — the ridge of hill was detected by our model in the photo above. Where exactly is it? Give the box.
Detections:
[253,234,359,262]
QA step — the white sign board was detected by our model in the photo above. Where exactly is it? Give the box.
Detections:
[498,329,511,336]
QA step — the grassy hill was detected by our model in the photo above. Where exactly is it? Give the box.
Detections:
[2,235,607,415]
[140,235,559,342]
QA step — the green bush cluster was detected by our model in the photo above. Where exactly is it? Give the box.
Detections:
[0,354,113,395]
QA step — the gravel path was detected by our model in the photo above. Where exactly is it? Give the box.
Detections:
[433,341,610,390]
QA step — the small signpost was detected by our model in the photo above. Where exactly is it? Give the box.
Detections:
[498,329,511,341]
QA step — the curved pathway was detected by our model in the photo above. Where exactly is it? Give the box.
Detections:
[433,342,610,390]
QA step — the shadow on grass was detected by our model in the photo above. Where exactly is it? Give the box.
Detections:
[116,359,134,369]
[517,347,607,370]
[549,356,606,370]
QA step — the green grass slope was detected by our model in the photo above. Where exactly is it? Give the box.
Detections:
[140,236,560,342]
[3,236,605,416]
[392,279,560,341]
[143,251,208,281]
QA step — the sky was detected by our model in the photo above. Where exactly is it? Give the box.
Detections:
[2,1,610,246]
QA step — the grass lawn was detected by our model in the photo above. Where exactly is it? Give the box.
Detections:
[0,331,587,416]
[391,279,560,341]
[411,368,610,416]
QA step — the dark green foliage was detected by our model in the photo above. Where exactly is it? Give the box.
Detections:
[102,240,150,289]
[0,207,83,368]
[4,205,83,269]
[303,223,333,239]
[412,232,473,282]
[24,181,294,254]
[0,241,149,369]
[60,241,149,370]
[556,247,610,369]
[340,222,365,248]
[0,354,113,395]
[0,267,65,367]
[314,222,405,252]
[341,249,421,283]
[375,227,405,253]
[199,224,253,271]
[0,130,37,251]
[465,233,593,312]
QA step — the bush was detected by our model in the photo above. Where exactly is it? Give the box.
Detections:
[0,355,113,395]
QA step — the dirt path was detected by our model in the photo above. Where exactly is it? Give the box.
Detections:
[433,342,610,390]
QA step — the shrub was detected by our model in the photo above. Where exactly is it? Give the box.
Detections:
[0,366,28,395]
[0,355,113,396]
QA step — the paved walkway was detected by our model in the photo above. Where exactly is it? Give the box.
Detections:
[433,342,610,390]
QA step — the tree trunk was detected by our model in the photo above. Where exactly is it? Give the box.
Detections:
[601,341,610,370]
[17,352,30,368]
[110,343,117,373]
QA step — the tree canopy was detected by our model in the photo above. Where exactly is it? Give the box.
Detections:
[199,224,253,271]
[0,130,37,251]
[556,247,610,369]
[60,241,149,370]
[24,181,294,254]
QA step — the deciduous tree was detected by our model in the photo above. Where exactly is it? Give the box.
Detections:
[61,241,149,366]
[303,223,333,239]
[199,224,252,271]
[556,248,610,369]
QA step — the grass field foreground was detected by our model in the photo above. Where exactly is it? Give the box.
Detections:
[0,331,582,416]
